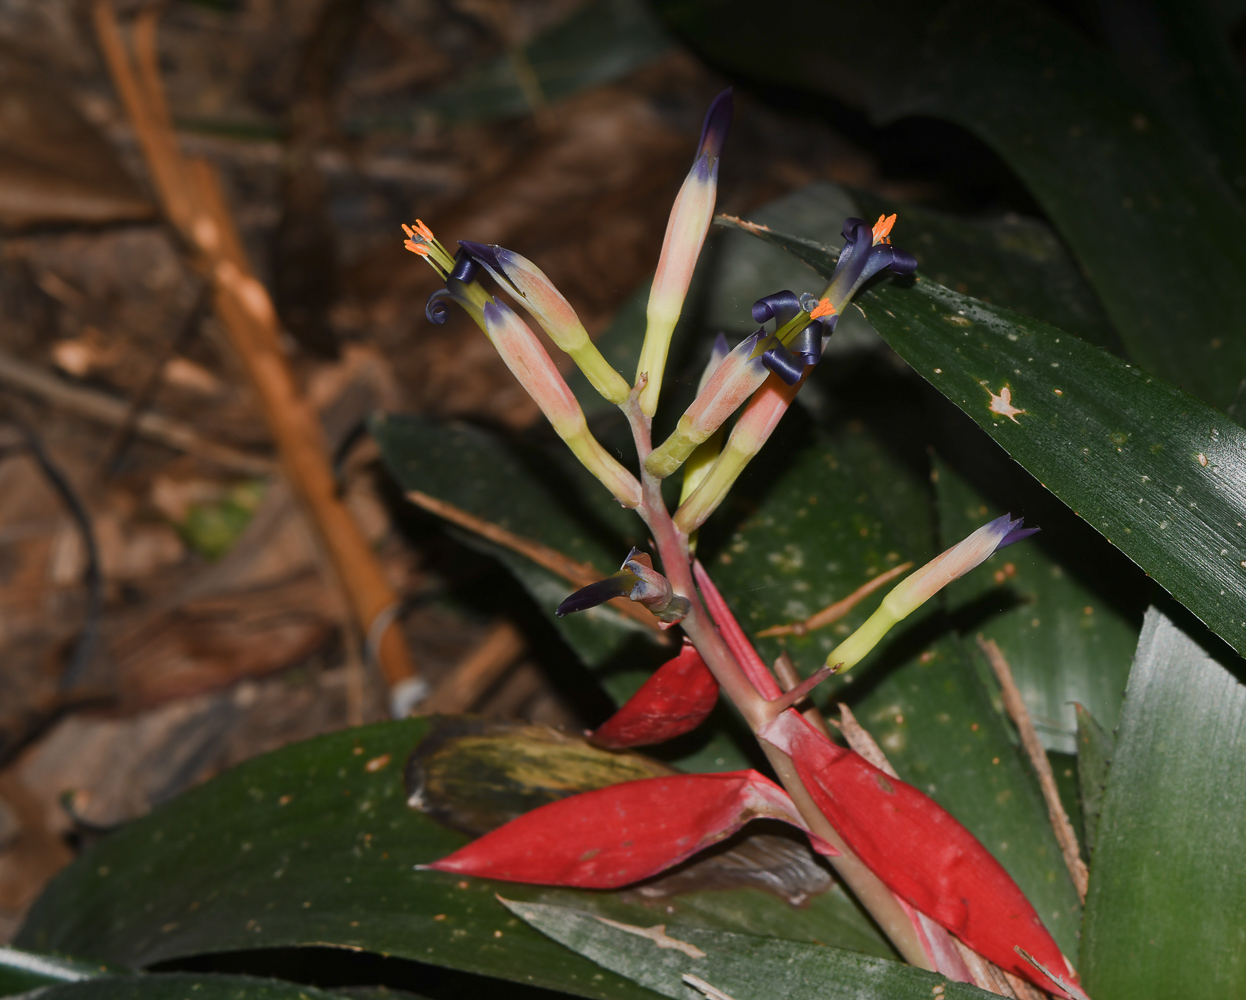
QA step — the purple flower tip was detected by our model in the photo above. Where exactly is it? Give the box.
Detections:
[555,575,633,617]
[994,514,1040,551]
[481,297,506,327]
[458,240,505,272]
[697,88,733,163]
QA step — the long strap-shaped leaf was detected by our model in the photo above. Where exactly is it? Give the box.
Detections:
[723,218,1246,661]
[660,0,1246,410]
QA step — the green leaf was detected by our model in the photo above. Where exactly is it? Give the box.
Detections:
[1091,0,1246,200]
[850,191,1117,349]
[723,215,1246,661]
[659,0,1246,409]
[935,458,1139,753]
[11,973,341,1000]
[18,719,892,995]
[702,417,933,690]
[1081,606,1246,998]
[0,947,109,996]
[503,899,995,1000]
[1073,703,1114,857]
[371,413,649,673]
[850,634,1082,958]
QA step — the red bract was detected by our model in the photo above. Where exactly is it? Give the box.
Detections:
[589,641,718,749]
[424,770,835,888]
[693,560,783,699]
[759,709,1076,994]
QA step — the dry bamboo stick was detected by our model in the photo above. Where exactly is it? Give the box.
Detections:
[91,0,419,693]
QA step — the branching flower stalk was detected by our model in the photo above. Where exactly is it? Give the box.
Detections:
[405,91,1076,998]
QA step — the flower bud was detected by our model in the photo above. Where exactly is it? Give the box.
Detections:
[826,515,1038,673]
[482,299,641,507]
[459,241,630,404]
[636,89,732,417]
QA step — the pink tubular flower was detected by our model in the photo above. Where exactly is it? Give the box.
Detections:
[674,372,804,533]
[635,89,733,417]
[482,299,641,508]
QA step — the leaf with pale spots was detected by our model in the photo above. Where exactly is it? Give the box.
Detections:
[504,898,999,1000]
[723,216,1246,663]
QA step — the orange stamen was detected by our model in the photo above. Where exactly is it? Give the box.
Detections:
[871,213,897,245]
[413,219,436,241]
[810,298,836,320]
[404,240,430,257]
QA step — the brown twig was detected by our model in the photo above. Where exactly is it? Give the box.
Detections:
[91,0,420,693]
[977,635,1089,904]
[0,348,273,476]
[417,621,525,715]
[837,703,1023,998]
[756,561,913,637]
[406,490,665,635]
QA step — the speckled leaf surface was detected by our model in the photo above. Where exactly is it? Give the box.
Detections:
[725,219,1246,661]
[935,459,1139,753]
[660,0,1246,409]
[849,634,1082,958]
[8,974,341,1000]
[503,899,995,1000]
[1081,607,1246,998]
[702,419,933,688]
[17,720,892,996]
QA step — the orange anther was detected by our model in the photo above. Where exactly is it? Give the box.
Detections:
[404,240,430,257]
[401,223,416,239]
[413,219,436,241]
[810,298,836,320]
[871,213,897,244]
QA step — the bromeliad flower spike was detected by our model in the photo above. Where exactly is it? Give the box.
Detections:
[404,91,1080,998]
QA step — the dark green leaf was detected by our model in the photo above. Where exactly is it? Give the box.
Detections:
[723,215,1246,661]
[12,973,340,1000]
[1091,0,1246,199]
[18,719,891,995]
[1081,606,1246,997]
[1073,703,1114,857]
[371,413,649,673]
[850,192,1117,349]
[935,458,1138,753]
[661,0,1246,408]
[0,946,109,996]
[849,634,1082,958]
[503,899,996,1000]
[702,418,933,689]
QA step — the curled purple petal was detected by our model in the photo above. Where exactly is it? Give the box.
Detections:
[752,290,802,326]
[762,344,806,385]
[555,573,634,617]
[449,248,481,285]
[831,218,873,287]
[788,321,823,366]
[425,288,454,324]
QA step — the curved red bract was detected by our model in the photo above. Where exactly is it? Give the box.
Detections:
[589,641,719,749]
[760,709,1077,994]
[424,769,834,888]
